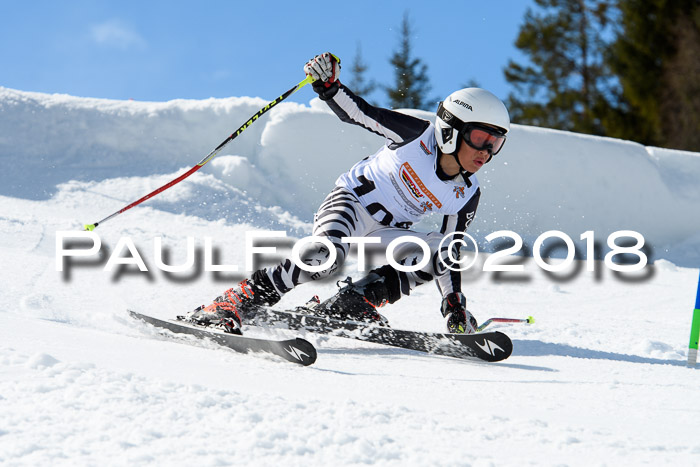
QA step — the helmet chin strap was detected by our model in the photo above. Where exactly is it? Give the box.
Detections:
[450,136,467,172]
[437,143,474,188]
[452,137,465,172]
[450,138,476,183]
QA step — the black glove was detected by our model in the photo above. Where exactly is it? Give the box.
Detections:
[440,292,477,334]
[304,52,341,100]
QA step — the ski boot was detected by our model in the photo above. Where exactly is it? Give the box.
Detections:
[314,274,391,326]
[187,300,244,335]
[184,270,281,334]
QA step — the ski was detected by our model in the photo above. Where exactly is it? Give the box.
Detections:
[127,310,317,366]
[239,306,512,362]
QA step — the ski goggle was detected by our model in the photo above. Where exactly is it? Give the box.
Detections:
[461,124,507,156]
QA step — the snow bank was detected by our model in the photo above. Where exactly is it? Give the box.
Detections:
[1,86,697,265]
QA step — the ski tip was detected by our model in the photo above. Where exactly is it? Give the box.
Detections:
[527,316,535,324]
[468,331,513,362]
[285,338,318,366]
[84,223,96,231]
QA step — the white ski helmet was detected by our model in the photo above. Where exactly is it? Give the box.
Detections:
[435,87,510,156]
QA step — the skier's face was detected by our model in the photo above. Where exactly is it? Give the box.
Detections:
[457,143,489,173]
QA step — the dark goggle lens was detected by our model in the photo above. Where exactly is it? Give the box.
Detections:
[463,126,506,155]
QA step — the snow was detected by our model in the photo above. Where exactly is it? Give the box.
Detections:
[1,86,699,465]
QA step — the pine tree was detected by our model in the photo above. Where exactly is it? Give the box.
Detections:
[386,12,432,110]
[347,43,377,99]
[607,0,700,151]
[503,0,614,135]
[662,12,700,151]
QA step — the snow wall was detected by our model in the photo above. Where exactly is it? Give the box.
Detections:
[1,86,698,266]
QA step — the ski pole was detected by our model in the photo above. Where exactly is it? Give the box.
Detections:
[83,75,314,231]
[477,316,535,332]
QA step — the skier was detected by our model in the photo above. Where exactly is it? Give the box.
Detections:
[187,52,510,336]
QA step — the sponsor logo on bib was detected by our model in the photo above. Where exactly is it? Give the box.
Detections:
[399,162,442,209]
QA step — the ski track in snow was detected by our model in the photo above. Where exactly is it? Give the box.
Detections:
[1,88,699,466]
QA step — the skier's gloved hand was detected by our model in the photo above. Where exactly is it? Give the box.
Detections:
[304,52,341,83]
[304,52,341,100]
[441,292,477,334]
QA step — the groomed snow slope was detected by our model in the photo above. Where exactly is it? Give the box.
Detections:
[1,87,699,466]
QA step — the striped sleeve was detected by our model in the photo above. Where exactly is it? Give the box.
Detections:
[325,84,430,146]
[436,188,481,296]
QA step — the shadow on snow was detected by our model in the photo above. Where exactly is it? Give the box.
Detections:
[513,339,690,367]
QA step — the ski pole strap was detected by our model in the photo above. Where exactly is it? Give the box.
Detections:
[83,75,313,231]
